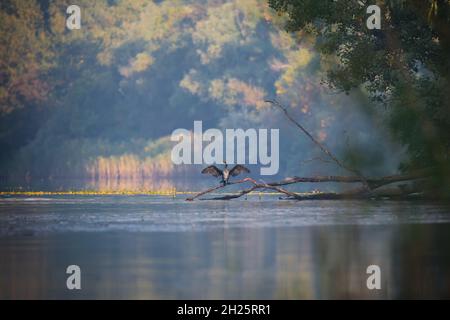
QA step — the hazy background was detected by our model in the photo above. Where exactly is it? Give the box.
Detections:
[0,0,404,191]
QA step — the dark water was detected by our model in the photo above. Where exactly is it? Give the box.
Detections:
[1,195,450,299]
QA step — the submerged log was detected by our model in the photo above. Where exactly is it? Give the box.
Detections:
[186,178,257,201]
[186,100,433,201]
[267,168,432,189]
[186,169,432,201]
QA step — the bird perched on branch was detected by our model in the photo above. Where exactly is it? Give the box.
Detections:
[201,161,250,185]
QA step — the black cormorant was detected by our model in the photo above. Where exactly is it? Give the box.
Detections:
[201,161,250,185]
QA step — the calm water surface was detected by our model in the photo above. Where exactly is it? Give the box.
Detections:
[1,195,450,299]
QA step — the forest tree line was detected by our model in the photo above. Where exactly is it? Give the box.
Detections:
[0,0,448,195]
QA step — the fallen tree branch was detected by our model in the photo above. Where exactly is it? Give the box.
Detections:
[186,98,433,202]
[207,183,300,200]
[300,157,333,165]
[186,169,431,201]
[265,99,370,189]
[186,177,257,201]
[278,184,426,201]
[266,169,432,189]
[200,183,424,201]
[198,183,365,201]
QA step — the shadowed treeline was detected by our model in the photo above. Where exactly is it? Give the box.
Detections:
[0,0,406,187]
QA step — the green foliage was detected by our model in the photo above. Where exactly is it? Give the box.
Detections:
[0,0,54,112]
[269,0,450,184]
[0,0,406,183]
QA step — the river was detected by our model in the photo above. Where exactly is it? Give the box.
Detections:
[1,195,450,299]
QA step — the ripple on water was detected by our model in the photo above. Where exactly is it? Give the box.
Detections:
[0,196,450,235]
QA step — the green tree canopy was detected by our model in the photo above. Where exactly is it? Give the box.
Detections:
[269,0,450,182]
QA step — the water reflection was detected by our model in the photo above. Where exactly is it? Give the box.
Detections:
[1,223,450,299]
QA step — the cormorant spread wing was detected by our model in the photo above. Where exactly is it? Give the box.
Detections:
[201,165,223,177]
[229,165,250,177]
